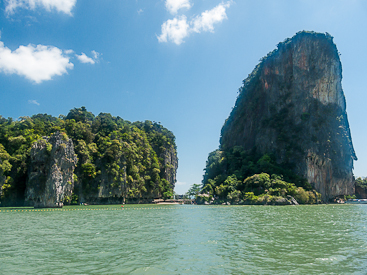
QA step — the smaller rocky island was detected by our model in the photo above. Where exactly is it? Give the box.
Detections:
[201,31,357,205]
[0,107,177,207]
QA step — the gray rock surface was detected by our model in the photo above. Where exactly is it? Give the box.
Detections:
[25,132,77,207]
[0,159,4,199]
[160,145,178,190]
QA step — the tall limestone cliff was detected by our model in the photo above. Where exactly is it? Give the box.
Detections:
[25,132,77,207]
[219,31,356,201]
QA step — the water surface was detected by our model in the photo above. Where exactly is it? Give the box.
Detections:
[1,204,366,274]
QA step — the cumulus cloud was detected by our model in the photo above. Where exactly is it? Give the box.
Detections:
[91,50,99,60]
[158,1,232,45]
[157,15,190,45]
[0,41,73,83]
[165,0,191,14]
[64,49,74,55]
[76,52,95,64]
[75,51,100,64]
[5,0,77,15]
[28,99,40,105]
[191,2,230,33]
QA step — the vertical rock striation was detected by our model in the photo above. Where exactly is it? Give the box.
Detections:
[0,159,4,200]
[220,31,356,201]
[25,132,77,207]
[161,145,178,190]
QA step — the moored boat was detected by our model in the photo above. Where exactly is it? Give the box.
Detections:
[346,199,367,204]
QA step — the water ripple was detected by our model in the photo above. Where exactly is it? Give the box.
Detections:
[1,205,367,274]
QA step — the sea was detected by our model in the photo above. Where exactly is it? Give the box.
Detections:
[1,204,366,274]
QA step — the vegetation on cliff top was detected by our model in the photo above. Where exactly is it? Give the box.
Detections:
[0,107,177,206]
[355,177,367,199]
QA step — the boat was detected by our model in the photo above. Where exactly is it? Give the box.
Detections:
[346,199,367,204]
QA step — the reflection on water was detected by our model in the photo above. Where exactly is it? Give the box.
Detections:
[1,204,367,274]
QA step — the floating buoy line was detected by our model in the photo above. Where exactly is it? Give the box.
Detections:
[0,205,234,213]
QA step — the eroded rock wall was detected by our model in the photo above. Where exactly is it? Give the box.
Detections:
[0,159,4,199]
[160,145,178,189]
[76,141,178,204]
[25,132,77,207]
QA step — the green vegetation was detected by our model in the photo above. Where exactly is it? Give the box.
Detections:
[355,177,367,199]
[355,177,367,188]
[185,183,201,199]
[201,147,320,205]
[0,107,177,206]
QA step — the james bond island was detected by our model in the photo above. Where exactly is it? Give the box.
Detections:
[201,31,357,205]
[0,107,177,207]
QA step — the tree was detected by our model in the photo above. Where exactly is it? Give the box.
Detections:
[186,183,202,198]
[66,106,95,123]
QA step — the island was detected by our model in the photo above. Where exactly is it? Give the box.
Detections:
[0,108,177,207]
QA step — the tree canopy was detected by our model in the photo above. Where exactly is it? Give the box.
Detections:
[0,107,177,206]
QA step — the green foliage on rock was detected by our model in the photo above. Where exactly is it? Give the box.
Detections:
[355,177,367,188]
[355,177,367,199]
[0,107,177,206]
[202,146,320,205]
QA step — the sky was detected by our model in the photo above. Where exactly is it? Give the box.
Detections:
[0,0,366,194]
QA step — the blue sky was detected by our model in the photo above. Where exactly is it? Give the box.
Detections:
[0,0,366,194]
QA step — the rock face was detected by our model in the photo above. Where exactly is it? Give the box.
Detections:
[160,146,178,189]
[25,132,77,207]
[79,142,178,204]
[220,31,356,201]
[355,186,367,199]
[0,159,4,199]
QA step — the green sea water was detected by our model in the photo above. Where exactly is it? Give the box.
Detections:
[1,204,367,274]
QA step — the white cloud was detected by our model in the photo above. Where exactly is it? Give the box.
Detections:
[91,50,99,60]
[64,49,74,55]
[165,0,191,14]
[158,1,232,45]
[5,0,77,15]
[75,51,100,64]
[191,1,231,33]
[0,41,73,83]
[157,15,190,45]
[28,99,40,105]
[137,8,143,14]
[76,52,95,64]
